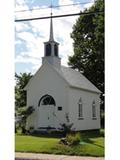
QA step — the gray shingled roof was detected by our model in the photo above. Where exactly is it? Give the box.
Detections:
[24,61,101,94]
[55,66,101,93]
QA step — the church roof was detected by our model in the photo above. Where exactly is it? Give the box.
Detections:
[54,65,101,94]
[24,61,101,94]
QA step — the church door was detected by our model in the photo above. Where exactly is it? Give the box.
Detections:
[38,95,56,128]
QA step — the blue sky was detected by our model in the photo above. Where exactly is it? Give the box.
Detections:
[15,0,94,74]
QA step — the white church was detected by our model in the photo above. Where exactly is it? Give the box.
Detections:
[24,15,101,132]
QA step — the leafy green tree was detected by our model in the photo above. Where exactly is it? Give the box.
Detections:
[15,72,32,109]
[15,72,33,133]
[68,0,104,127]
[68,0,104,106]
[16,106,35,134]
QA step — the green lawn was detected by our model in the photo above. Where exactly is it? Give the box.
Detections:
[15,130,104,157]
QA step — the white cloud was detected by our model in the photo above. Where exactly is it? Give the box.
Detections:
[84,0,94,9]
[15,0,29,12]
[24,68,32,73]
[15,39,22,45]
[15,0,94,73]
[59,0,73,5]
[15,22,30,32]
[15,54,41,65]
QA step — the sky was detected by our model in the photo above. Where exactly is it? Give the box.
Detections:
[15,0,94,74]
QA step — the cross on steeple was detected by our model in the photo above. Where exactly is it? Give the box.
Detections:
[42,0,61,69]
[49,2,54,41]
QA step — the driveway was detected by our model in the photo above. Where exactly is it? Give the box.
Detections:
[15,152,104,160]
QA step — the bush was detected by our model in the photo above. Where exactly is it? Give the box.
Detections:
[66,132,81,145]
[16,106,35,134]
[29,126,34,134]
[60,123,73,136]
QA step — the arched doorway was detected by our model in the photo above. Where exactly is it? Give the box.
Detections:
[38,95,56,128]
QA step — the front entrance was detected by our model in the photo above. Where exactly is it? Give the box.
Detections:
[38,95,56,129]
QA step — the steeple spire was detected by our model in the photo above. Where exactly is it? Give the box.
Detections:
[49,3,54,41]
[42,0,61,69]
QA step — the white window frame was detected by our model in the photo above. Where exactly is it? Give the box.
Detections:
[78,98,83,120]
[92,100,97,119]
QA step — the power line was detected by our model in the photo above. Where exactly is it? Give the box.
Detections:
[15,11,104,22]
[15,1,94,13]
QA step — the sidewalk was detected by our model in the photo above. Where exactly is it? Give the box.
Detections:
[15,152,104,160]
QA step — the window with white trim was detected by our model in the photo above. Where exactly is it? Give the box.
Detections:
[38,95,56,106]
[78,98,83,119]
[92,100,96,119]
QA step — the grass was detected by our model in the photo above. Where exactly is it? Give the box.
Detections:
[15,130,104,157]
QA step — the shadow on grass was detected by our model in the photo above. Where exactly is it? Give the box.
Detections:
[17,131,63,138]
[82,138,104,149]
[79,129,104,149]
[81,129,104,138]
[16,129,104,141]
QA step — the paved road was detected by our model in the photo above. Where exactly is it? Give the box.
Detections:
[15,152,104,160]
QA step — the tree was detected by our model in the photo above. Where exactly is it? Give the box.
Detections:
[68,0,104,106]
[15,72,32,109]
[15,72,33,133]
[16,106,35,134]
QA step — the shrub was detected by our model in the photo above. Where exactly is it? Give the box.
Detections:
[29,126,34,134]
[66,132,81,145]
[16,106,35,134]
[59,113,74,136]
[60,123,73,136]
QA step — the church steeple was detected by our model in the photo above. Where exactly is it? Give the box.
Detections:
[49,13,54,41]
[42,9,61,69]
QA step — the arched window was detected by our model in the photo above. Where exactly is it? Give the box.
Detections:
[92,100,96,119]
[46,43,51,56]
[38,95,56,106]
[54,44,58,57]
[78,98,83,119]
